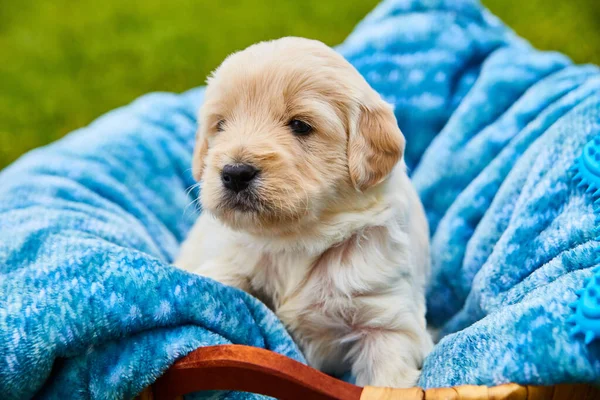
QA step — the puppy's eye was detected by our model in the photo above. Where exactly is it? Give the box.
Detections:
[289,119,312,136]
[216,119,226,132]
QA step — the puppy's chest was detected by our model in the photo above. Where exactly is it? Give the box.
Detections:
[249,227,404,331]
[248,251,318,312]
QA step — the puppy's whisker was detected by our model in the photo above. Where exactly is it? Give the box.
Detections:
[183,197,202,218]
[184,181,202,198]
[181,182,203,218]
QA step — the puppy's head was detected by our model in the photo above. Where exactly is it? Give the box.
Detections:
[194,37,405,235]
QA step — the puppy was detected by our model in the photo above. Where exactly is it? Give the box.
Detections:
[176,37,432,388]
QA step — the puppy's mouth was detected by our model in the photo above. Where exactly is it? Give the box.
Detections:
[218,189,263,213]
[206,170,309,231]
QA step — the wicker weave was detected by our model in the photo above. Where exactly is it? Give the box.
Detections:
[360,383,598,399]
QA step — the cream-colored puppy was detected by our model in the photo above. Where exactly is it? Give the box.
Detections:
[176,37,432,387]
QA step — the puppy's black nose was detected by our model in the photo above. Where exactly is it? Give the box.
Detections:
[221,164,259,192]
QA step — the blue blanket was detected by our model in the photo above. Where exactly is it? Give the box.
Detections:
[1,0,599,398]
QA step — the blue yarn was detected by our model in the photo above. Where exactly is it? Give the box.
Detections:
[569,268,600,345]
[2,0,600,398]
[573,136,600,203]
[568,138,600,345]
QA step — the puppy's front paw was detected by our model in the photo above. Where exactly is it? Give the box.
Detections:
[355,366,421,388]
[350,330,431,388]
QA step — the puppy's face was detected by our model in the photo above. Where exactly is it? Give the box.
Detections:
[193,37,405,235]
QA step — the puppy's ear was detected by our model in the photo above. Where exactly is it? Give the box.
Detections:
[348,99,405,191]
[192,126,209,181]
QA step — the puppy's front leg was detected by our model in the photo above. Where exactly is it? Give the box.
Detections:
[350,329,431,388]
[175,216,252,291]
[185,259,251,292]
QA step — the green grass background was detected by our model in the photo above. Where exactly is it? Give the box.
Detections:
[1,0,599,169]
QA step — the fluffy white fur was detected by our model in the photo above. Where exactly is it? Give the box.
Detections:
[176,37,432,388]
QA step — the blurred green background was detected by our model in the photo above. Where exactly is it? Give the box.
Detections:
[1,0,599,169]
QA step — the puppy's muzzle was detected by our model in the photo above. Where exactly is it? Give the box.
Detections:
[221,163,259,193]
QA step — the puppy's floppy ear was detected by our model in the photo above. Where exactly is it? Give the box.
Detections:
[192,125,209,181]
[347,99,405,191]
